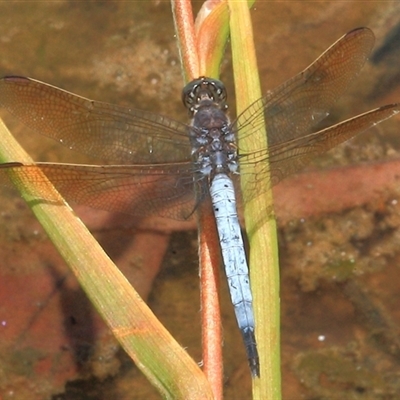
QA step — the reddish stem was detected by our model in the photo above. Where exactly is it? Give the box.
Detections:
[171,0,199,80]
[172,0,224,395]
[198,199,223,400]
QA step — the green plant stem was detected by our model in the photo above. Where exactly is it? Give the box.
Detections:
[0,118,214,399]
[228,0,282,398]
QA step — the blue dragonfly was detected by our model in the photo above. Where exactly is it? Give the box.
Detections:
[0,27,398,377]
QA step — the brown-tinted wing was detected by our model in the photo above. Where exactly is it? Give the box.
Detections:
[236,27,375,150]
[0,161,198,220]
[0,76,192,164]
[238,104,399,200]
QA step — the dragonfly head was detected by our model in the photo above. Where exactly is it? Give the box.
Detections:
[182,77,228,116]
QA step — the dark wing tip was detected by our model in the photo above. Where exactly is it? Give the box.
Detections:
[347,26,371,35]
[2,76,30,83]
[0,162,24,168]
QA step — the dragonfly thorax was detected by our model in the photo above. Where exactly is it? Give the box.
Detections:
[189,100,238,177]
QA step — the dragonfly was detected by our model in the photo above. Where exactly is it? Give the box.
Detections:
[0,27,398,377]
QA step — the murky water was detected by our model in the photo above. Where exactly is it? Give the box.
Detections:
[0,2,399,399]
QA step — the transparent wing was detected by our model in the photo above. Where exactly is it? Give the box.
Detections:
[237,104,399,201]
[235,27,376,150]
[0,161,199,220]
[0,76,192,164]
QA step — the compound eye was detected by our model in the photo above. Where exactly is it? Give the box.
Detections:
[182,78,204,108]
[210,79,227,103]
[182,77,228,110]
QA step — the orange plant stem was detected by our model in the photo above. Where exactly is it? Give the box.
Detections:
[198,199,223,400]
[171,0,199,80]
